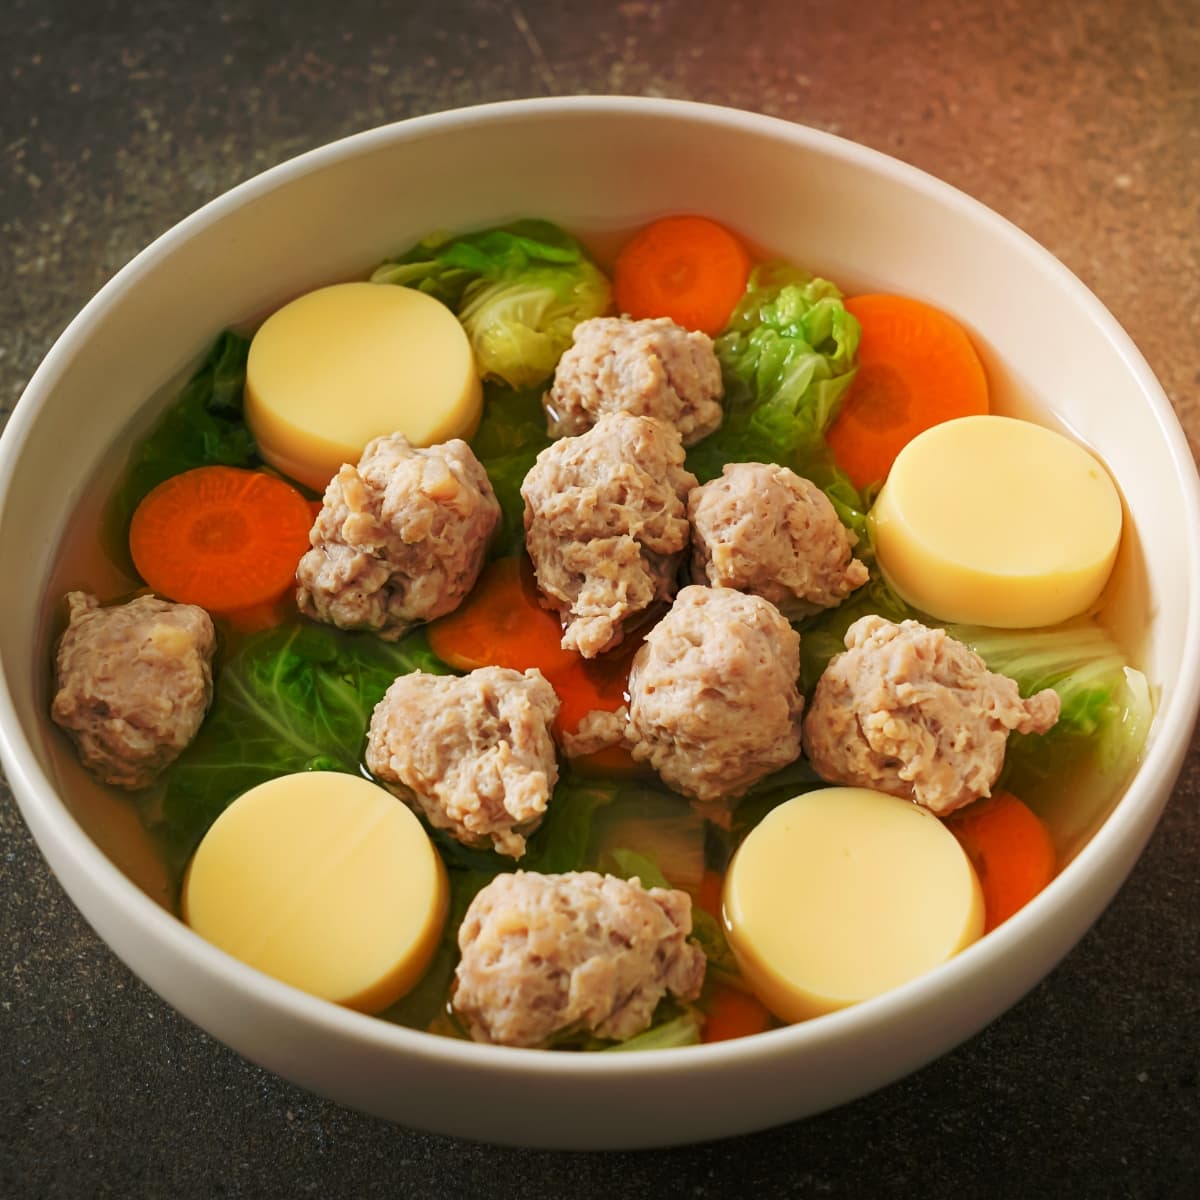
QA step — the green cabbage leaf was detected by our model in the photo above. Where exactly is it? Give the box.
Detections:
[159,623,447,859]
[716,263,861,438]
[687,263,865,534]
[468,380,552,556]
[949,621,1154,790]
[372,220,611,389]
[796,573,918,691]
[599,1009,703,1052]
[107,331,259,560]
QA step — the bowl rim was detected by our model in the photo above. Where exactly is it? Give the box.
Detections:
[3,94,1200,1085]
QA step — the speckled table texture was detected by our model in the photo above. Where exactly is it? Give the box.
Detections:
[2,1,1197,1196]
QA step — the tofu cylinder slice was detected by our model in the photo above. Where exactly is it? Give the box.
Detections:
[870,414,1123,628]
[723,787,984,1023]
[245,282,483,492]
[182,772,447,1014]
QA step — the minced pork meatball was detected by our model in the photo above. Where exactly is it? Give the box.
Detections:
[567,585,804,822]
[296,433,500,641]
[452,870,706,1047]
[50,591,215,790]
[689,462,869,618]
[543,315,723,447]
[802,615,1061,816]
[521,412,697,658]
[365,667,560,859]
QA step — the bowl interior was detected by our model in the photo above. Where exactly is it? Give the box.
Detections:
[2,97,1198,1148]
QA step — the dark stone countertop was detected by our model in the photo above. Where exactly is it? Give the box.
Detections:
[2,1,1197,1195]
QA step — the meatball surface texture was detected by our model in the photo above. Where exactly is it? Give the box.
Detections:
[365,667,560,859]
[296,433,500,641]
[543,315,723,446]
[51,591,215,790]
[802,615,1061,816]
[521,411,696,658]
[569,585,804,821]
[689,461,868,617]
[452,870,706,1047]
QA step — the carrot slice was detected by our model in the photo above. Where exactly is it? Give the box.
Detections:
[702,983,774,1044]
[428,556,639,772]
[549,626,641,734]
[692,870,775,1042]
[129,466,313,613]
[825,293,989,491]
[947,790,1056,933]
[550,651,639,775]
[613,215,752,336]
[427,556,579,677]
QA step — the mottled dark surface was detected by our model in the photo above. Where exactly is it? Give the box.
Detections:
[2,0,1198,1195]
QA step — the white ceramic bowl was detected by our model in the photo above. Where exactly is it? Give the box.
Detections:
[2,97,1199,1150]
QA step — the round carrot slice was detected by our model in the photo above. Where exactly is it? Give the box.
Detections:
[427,556,579,677]
[702,983,774,1044]
[129,465,313,613]
[947,790,1056,933]
[826,293,989,491]
[614,215,752,336]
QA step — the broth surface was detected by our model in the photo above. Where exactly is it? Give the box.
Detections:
[38,237,1152,1036]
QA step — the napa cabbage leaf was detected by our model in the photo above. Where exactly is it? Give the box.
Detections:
[160,623,447,856]
[599,1009,703,1052]
[372,219,611,389]
[468,380,552,556]
[688,262,866,535]
[107,331,259,560]
[950,621,1154,789]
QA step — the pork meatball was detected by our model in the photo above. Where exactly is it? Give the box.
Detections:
[802,615,1061,816]
[521,412,697,658]
[569,585,804,822]
[452,870,706,1047]
[365,667,559,859]
[543,315,723,447]
[296,433,500,641]
[50,591,215,790]
[689,462,869,617]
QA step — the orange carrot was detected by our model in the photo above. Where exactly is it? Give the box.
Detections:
[947,790,1057,933]
[551,651,640,775]
[702,983,774,1044]
[428,556,640,772]
[129,466,313,614]
[825,293,989,491]
[427,556,579,677]
[691,870,775,1042]
[613,215,752,336]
